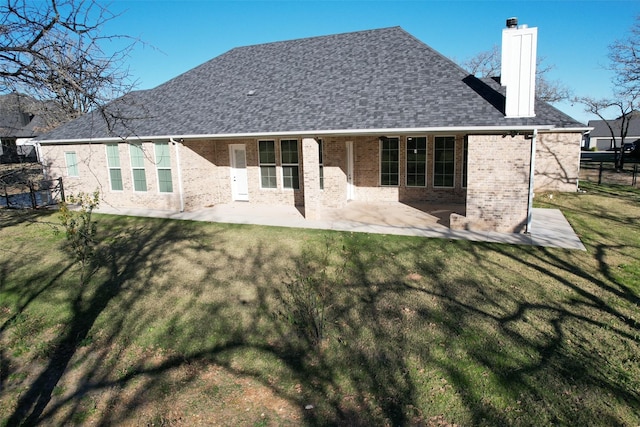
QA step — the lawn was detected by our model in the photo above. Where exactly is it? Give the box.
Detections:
[1,181,639,426]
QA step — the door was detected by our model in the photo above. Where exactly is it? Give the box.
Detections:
[230,144,248,201]
[346,141,354,201]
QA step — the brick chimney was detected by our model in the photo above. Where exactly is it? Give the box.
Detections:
[501,17,537,118]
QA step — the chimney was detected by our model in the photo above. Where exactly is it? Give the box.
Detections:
[501,17,537,118]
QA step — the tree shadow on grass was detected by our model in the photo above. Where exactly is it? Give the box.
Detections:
[5,215,221,425]
[4,213,640,425]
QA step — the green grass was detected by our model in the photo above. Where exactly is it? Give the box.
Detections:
[1,182,639,426]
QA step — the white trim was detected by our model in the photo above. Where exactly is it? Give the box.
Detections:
[379,136,400,187]
[280,138,300,190]
[64,151,79,177]
[405,136,427,188]
[258,139,277,189]
[128,143,147,193]
[346,141,354,201]
[433,135,456,189]
[105,143,123,192]
[37,125,587,145]
[229,144,249,201]
[526,129,538,233]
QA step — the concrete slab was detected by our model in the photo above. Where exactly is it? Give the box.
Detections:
[93,202,585,251]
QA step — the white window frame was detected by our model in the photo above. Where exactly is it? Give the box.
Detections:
[379,136,400,187]
[129,143,147,192]
[105,143,123,191]
[64,151,79,177]
[258,139,277,189]
[406,136,427,187]
[154,142,173,193]
[433,135,456,189]
[280,139,299,190]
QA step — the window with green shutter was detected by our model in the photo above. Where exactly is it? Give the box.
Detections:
[65,151,79,177]
[154,142,173,193]
[106,144,123,191]
[130,143,147,192]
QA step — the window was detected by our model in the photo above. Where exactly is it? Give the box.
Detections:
[318,139,324,190]
[380,137,399,186]
[406,137,426,187]
[258,140,276,188]
[130,143,147,192]
[154,142,173,193]
[462,137,468,188]
[106,143,123,191]
[281,139,299,190]
[434,136,455,188]
[64,151,79,177]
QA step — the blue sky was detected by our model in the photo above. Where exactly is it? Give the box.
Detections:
[101,0,639,124]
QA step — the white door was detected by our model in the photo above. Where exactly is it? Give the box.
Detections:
[230,144,248,201]
[346,141,354,201]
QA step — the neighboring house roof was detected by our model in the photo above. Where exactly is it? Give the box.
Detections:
[38,26,584,142]
[0,93,39,138]
[587,112,640,138]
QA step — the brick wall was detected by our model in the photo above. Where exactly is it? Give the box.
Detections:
[534,131,581,192]
[454,134,530,233]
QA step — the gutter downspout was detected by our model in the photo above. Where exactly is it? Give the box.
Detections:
[170,138,185,212]
[526,129,537,233]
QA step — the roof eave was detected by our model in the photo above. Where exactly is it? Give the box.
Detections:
[37,124,589,145]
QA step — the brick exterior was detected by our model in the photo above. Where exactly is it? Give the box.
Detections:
[534,132,581,192]
[453,134,531,233]
[40,130,581,233]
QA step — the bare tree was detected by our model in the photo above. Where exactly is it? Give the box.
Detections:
[576,16,640,170]
[0,0,136,130]
[462,45,571,104]
[608,15,640,98]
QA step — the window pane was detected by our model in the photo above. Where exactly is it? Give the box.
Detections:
[157,169,173,192]
[130,143,145,168]
[132,169,147,191]
[434,136,455,188]
[406,137,426,187]
[280,139,298,164]
[380,137,399,186]
[283,165,299,189]
[65,152,78,177]
[155,143,171,168]
[259,140,275,164]
[106,144,120,167]
[260,165,276,188]
[110,169,123,191]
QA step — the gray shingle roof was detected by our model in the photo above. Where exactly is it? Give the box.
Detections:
[38,27,584,141]
[587,112,640,137]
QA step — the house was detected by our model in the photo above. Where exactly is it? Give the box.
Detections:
[36,20,586,233]
[0,93,43,164]
[585,112,640,152]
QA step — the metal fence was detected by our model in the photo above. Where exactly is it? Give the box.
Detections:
[579,161,639,188]
[0,175,64,209]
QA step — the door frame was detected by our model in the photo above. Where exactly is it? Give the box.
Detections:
[229,144,249,201]
[346,141,354,201]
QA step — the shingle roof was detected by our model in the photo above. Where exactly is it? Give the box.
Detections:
[38,27,584,142]
[587,112,640,137]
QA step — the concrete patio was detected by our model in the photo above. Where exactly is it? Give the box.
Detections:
[94,201,586,251]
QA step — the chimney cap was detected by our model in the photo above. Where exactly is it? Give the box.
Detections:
[506,17,518,28]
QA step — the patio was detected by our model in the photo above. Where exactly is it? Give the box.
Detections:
[93,200,585,250]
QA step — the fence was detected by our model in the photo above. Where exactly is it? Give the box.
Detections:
[0,169,64,209]
[580,161,639,188]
